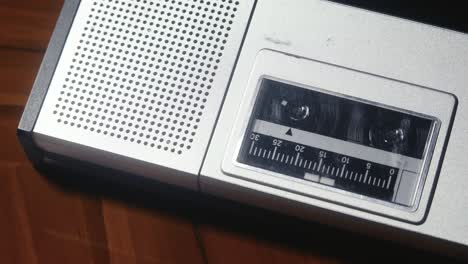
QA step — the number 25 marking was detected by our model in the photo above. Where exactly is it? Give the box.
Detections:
[273,139,283,147]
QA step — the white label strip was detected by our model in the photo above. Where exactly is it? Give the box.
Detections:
[252,120,422,172]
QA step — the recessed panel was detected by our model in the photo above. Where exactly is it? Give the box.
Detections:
[237,78,438,208]
[220,50,455,223]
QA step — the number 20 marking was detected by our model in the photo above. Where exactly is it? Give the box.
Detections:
[295,145,305,153]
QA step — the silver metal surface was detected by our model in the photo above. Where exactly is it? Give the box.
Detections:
[33,0,256,188]
[201,0,468,249]
[19,0,81,132]
[220,50,453,223]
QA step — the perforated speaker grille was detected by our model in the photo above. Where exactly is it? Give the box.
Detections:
[52,0,241,155]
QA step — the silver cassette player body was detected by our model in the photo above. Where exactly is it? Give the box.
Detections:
[19,0,468,257]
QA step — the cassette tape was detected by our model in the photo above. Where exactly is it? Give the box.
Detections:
[237,78,438,209]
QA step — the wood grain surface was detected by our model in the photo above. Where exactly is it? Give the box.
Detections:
[0,1,463,263]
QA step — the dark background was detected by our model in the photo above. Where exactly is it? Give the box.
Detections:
[1,1,467,263]
[333,0,468,33]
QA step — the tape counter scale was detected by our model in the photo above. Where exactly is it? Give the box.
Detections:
[237,78,438,208]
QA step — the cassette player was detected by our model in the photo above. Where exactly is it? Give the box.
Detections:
[18,0,468,258]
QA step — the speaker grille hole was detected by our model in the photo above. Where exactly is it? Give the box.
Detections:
[54,0,240,155]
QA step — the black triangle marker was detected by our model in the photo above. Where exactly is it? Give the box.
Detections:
[286,128,293,136]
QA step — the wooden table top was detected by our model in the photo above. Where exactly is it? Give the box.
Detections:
[0,1,463,263]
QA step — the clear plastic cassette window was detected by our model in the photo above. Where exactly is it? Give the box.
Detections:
[237,78,439,209]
